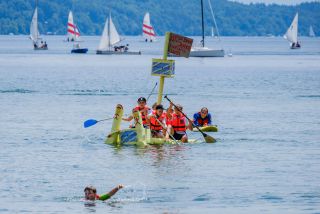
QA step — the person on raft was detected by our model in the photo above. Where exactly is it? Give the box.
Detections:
[84,184,124,201]
[193,107,212,127]
[122,97,151,128]
[146,104,166,138]
[165,104,193,143]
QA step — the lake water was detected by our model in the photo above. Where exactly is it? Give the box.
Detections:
[0,35,320,213]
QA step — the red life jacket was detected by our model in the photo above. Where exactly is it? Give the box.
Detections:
[150,112,165,131]
[134,105,150,125]
[170,113,186,132]
[197,112,209,126]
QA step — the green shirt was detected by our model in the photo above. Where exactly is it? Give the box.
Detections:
[97,193,111,201]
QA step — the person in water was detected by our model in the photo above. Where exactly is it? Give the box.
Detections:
[122,97,151,128]
[84,184,124,201]
[193,107,212,127]
[147,104,166,138]
[165,104,192,143]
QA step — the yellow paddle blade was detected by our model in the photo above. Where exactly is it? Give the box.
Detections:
[204,135,216,143]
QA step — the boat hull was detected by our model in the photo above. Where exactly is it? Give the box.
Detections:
[71,48,88,54]
[34,47,48,50]
[96,50,141,55]
[189,48,224,57]
[105,128,200,146]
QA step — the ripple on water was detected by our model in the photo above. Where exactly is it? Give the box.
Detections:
[0,89,36,93]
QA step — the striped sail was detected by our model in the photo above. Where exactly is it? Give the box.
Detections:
[142,12,156,41]
[67,11,80,41]
[284,13,298,44]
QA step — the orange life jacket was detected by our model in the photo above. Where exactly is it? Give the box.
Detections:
[134,105,150,125]
[150,112,165,131]
[170,113,186,132]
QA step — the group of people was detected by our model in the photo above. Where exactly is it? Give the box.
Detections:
[82,98,213,201]
[33,40,48,49]
[114,44,129,52]
[122,97,213,143]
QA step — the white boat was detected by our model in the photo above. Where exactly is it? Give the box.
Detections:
[29,0,47,50]
[309,26,316,37]
[189,0,224,57]
[284,13,301,49]
[142,12,156,42]
[97,14,141,55]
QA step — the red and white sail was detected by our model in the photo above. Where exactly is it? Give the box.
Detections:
[142,12,156,42]
[67,11,80,41]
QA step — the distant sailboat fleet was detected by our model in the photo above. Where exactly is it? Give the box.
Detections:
[28,1,317,54]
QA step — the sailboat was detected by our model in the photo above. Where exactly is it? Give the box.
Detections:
[29,0,47,50]
[96,13,141,55]
[189,0,224,57]
[309,26,316,37]
[142,12,156,42]
[284,13,301,49]
[67,11,88,53]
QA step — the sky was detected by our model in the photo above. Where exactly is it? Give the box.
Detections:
[231,0,319,4]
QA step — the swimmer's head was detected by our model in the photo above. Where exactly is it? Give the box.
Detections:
[84,186,97,200]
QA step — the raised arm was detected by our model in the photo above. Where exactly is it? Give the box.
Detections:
[99,184,124,201]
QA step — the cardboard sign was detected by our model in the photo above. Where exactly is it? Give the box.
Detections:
[168,33,193,58]
[151,59,175,77]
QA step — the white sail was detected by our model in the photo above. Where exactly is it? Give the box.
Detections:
[309,26,316,37]
[67,11,80,41]
[284,13,298,44]
[30,8,39,42]
[98,15,120,51]
[142,12,156,41]
[109,16,120,45]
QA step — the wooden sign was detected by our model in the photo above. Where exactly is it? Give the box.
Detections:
[168,33,193,58]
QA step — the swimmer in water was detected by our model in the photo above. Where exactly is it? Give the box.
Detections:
[84,184,124,201]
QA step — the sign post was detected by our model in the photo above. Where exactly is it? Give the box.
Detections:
[151,32,193,104]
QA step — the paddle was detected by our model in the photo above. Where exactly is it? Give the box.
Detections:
[153,116,179,144]
[84,83,158,128]
[84,118,113,128]
[146,82,158,102]
[164,95,216,143]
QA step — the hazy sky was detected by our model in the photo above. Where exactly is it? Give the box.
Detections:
[232,0,319,4]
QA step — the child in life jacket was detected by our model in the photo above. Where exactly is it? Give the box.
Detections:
[122,97,151,128]
[193,107,212,127]
[165,104,192,143]
[147,104,166,138]
[84,184,124,201]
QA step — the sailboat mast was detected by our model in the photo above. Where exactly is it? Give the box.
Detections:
[108,13,111,51]
[35,0,39,42]
[201,0,205,47]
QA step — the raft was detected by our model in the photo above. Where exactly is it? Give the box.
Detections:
[105,104,200,146]
[192,125,218,132]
